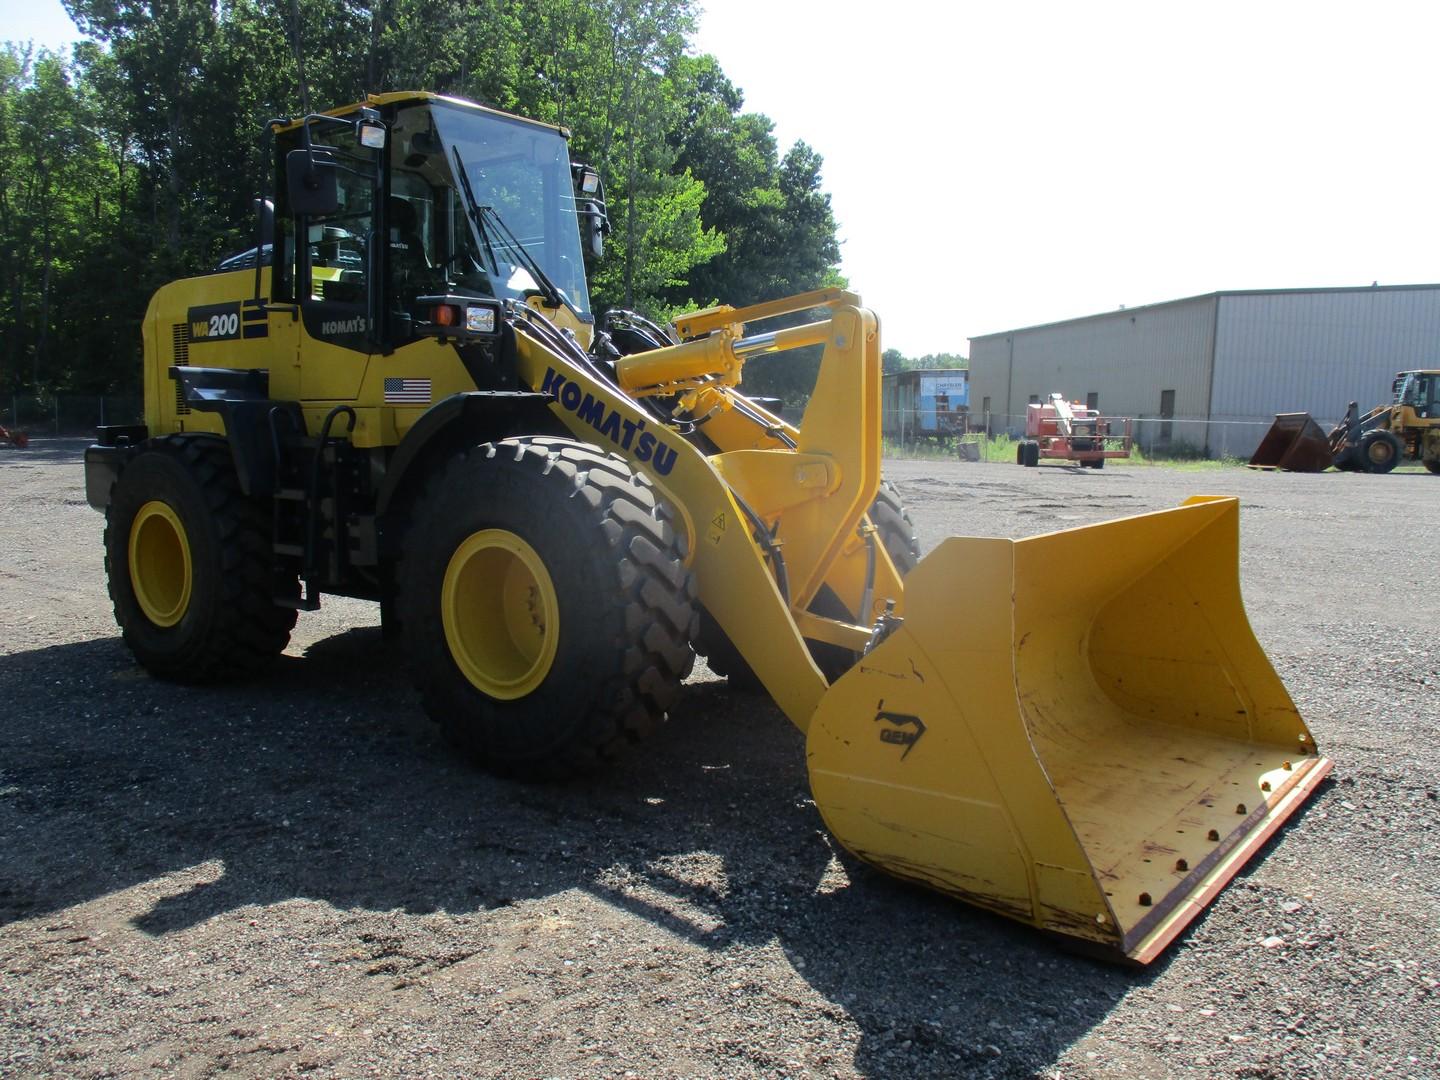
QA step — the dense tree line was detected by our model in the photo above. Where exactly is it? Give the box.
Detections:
[0,0,842,400]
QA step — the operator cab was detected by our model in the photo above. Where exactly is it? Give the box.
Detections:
[1394,370,1438,419]
[268,94,606,353]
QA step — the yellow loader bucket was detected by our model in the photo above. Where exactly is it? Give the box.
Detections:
[807,496,1330,963]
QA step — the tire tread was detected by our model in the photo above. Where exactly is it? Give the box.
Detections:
[104,436,296,681]
[400,436,697,780]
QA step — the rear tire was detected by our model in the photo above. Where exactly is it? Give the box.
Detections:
[398,437,697,779]
[869,478,921,574]
[1358,429,1403,473]
[105,436,297,681]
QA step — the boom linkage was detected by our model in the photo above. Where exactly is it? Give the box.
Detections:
[513,290,897,733]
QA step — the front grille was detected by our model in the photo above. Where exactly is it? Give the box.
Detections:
[172,323,191,415]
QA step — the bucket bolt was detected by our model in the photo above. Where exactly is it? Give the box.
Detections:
[1207,828,1221,842]
[1175,858,1189,872]
[1138,892,1153,906]
[1261,780,1272,792]
[1236,803,1247,814]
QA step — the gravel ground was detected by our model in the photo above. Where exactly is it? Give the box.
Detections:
[1,439,1436,1079]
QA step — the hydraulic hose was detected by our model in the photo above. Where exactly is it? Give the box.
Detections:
[730,489,789,605]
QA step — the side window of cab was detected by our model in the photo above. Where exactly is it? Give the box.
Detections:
[274,123,379,351]
[299,128,373,305]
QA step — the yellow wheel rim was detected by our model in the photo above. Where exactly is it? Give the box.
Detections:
[441,529,560,700]
[128,500,192,627]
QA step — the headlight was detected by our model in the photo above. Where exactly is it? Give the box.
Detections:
[416,294,501,340]
[466,305,496,333]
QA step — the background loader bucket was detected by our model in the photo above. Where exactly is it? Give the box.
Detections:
[1247,413,1333,471]
[806,497,1330,963]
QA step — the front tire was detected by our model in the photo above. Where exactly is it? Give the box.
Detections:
[869,478,921,574]
[398,437,698,779]
[104,437,297,681]
[1358,429,1403,473]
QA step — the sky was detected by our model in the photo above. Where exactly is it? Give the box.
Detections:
[9,0,1440,356]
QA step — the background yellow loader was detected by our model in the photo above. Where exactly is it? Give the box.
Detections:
[1249,369,1440,473]
[85,92,1329,964]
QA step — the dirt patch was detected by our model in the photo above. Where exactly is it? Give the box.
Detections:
[2,441,1436,1078]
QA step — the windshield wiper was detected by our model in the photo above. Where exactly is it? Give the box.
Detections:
[451,146,500,277]
[450,145,574,317]
[478,204,572,314]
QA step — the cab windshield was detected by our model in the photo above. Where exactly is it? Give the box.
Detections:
[388,102,591,318]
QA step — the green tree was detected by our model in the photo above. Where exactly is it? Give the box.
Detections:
[913,352,967,369]
[0,45,121,393]
[659,53,844,405]
[514,0,723,312]
[2,0,842,398]
[664,54,841,310]
[301,0,724,313]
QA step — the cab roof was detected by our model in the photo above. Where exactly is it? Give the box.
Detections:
[273,91,569,139]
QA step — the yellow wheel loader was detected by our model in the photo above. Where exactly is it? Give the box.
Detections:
[85,93,1330,963]
[1330,370,1440,474]
[1249,369,1440,473]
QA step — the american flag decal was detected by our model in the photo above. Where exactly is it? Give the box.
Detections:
[384,377,431,404]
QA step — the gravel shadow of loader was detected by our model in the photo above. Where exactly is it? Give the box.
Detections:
[1,627,1164,1078]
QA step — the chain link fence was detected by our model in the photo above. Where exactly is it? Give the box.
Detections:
[967,412,1322,461]
[1,395,144,436]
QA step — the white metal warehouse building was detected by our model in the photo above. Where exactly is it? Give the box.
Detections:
[967,284,1440,458]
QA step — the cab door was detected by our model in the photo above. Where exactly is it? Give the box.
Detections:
[286,123,380,402]
[1418,374,1436,420]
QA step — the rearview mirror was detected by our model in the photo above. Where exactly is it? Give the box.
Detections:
[250,197,274,301]
[286,149,339,216]
[580,199,606,259]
